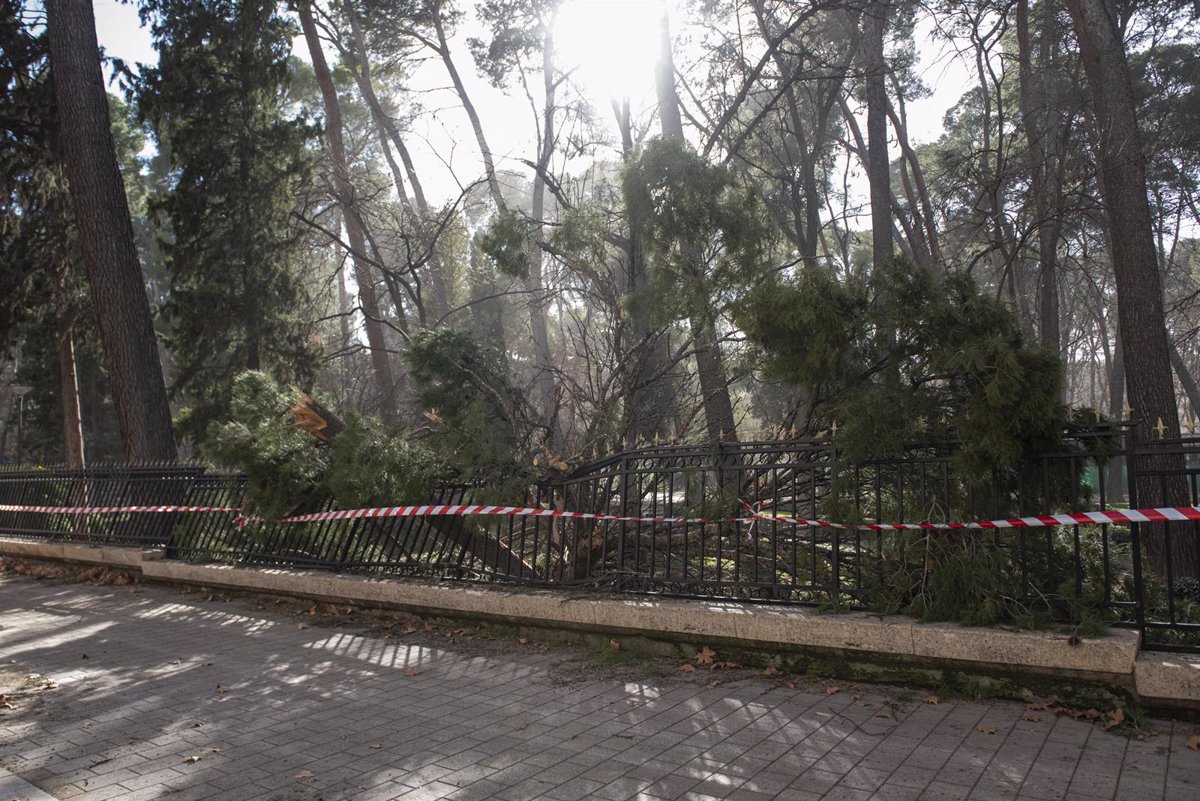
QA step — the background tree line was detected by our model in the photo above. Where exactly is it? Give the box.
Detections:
[1,0,1197,494]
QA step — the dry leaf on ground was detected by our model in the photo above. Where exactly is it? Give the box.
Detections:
[295,769,316,782]
[923,695,940,705]
[977,726,997,735]
[609,640,621,651]
[1103,709,1125,732]
[1187,735,1200,752]
[825,686,840,695]
[875,707,893,719]
[183,755,201,764]
[403,669,420,677]
[678,664,695,673]
[368,744,382,750]
[696,646,716,664]
[763,666,781,677]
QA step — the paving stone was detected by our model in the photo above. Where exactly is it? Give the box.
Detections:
[0,575,1193,801]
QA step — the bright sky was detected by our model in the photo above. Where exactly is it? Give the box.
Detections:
[91,0,975,216]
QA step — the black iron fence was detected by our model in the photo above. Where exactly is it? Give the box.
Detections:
[1,428,1198,651]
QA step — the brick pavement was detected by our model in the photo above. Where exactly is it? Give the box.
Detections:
[0,574,1197,801]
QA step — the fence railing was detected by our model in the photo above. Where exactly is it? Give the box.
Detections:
[1,428,1198,652]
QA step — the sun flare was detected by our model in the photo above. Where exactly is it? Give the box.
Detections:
[554,0,680,104]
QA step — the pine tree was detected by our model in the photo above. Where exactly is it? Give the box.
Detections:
[137,0,318,441]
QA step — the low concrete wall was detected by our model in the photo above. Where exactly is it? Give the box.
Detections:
[3,537,1189,708]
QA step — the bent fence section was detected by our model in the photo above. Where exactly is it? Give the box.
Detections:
[1,429,1198,652]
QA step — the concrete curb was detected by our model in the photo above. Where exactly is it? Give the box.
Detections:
[4,537,1188,707]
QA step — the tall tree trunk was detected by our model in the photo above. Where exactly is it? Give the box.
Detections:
[527,18,559,447]
[299,2,399,423]
[655,9,738,447]
[885,70,941,270]
[56,317,85,469]
[1170,343,1200,418]
[614,98,674,445]
[343,9,450,320]
[1017,0,1065,356]
[1065,0,1190,578]
[432,5,504,209]
[46,0,177,463]
[864,1,892,267]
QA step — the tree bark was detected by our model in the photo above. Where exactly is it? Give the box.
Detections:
[655,8,738,447]
[614,98,674,445]
[342,8,450,320]
[1170,343,1200,418]
[1017,0,1065,356]
[432,4,504,209]
[299,2,399,424]
[526,16,560,447]
[863,1,892,267]
[46,0,177,463]
[1065,0,1190,577]
[56,317,86,469]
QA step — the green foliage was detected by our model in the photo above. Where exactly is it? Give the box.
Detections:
[862,526,1134,630]
[622,137,773,321]
[478,209,530,279]
[204,371,448,517]
[0,6,61,350]
[203,372,325,517]
[326,419,443,509]
[738,257,1071,477]
[137,0,319,441]
[406,329,534,494]
[467,0,555,88]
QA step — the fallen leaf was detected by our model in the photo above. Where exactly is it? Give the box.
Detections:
[786,681,797,690]
[763,666,781,677]
[1188,735,1200,752]
[403,669,420,678]
[190,722,203,729]
[1022,714,1041,722]
[923,695,940,705]
[1026,701,1049,711]
[678,664,695,673]
[609,640,621,651]
[183,755,201,764]
[875,707,893,719]
[295,769,316,782]
[1103,708,1125,732]
[627,700,637,707]
[977,726,997,735]
[517,638,528,645]
[696,646,716,665]
[707,681,722,689]
[215,684,228,694]
[204,748,221,754]
[825,686,840,695]
[515,722,527,731]
[368,744,382,750]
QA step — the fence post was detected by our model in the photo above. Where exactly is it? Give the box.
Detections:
[1126,425,1147,646]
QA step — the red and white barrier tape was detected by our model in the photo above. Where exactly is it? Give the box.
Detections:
[2,501,1199,531]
